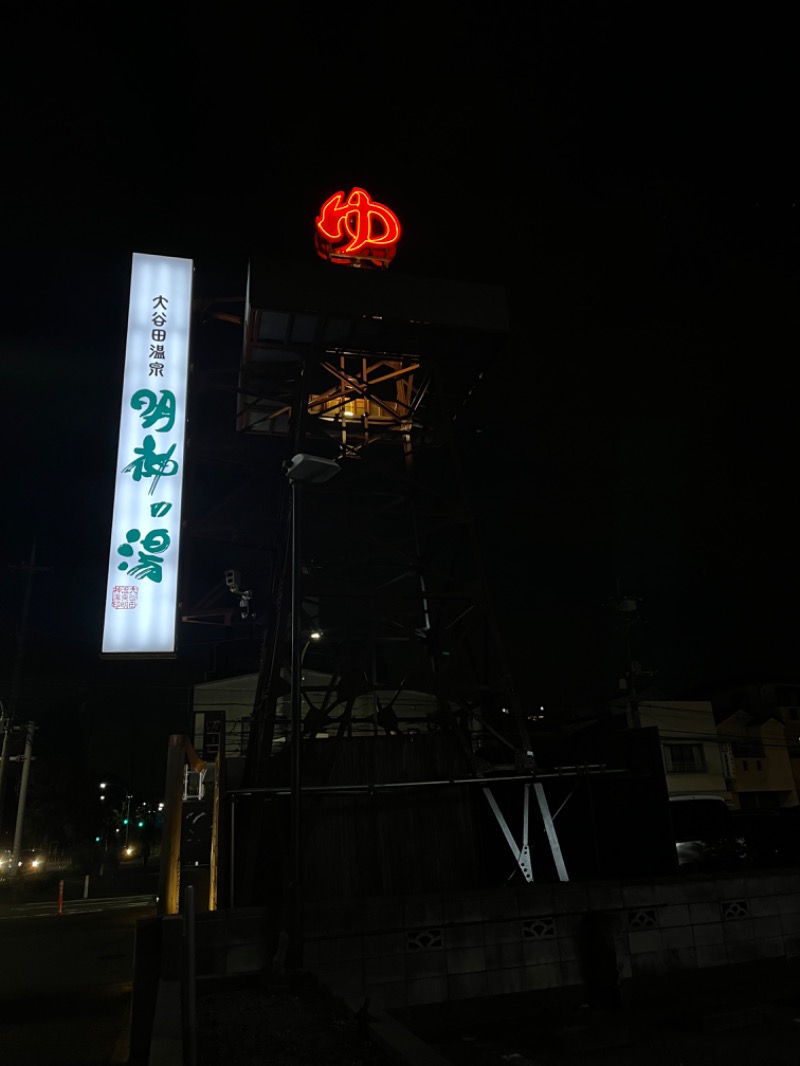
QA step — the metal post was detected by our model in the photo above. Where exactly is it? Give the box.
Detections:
[0,713,10,839]
[229,796,235,907]
[184,883,197,1066]
[289,476,303,968]
[282,453,339,968]
[11,721,34,871]
[158,735,185,915]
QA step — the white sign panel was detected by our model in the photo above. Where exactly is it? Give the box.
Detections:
[102,252,193,656]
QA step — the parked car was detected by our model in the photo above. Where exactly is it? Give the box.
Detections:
[731,808,800,869]
[669,794,746,871]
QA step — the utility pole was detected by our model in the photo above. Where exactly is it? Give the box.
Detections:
[610,584,650,729]
[2,546,48,838]
[11,721,35,871]
[0,708,10,840]
[7,546,48,716]
[614,584,657,733]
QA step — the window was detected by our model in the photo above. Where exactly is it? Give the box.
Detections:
[664,743,706,774]
[731,739,764,758]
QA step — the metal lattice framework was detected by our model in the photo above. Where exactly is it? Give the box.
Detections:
[183,260,576,904]
[235,260,536,786]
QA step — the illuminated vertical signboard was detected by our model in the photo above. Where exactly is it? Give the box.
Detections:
[101,252,193,657]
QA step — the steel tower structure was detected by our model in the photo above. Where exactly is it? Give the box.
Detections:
[182,251,571,908]
[236,257,531,779]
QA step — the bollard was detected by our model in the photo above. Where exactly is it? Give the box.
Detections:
[83,874,89,899]
[57,879,64,916]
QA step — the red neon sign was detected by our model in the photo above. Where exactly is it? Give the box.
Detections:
[315,188,401,268]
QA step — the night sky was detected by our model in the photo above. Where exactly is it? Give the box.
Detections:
[2,10,799,795]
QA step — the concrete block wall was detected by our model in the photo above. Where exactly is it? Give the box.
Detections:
[193,870,800,1008]
[303,869,800,1008]
[195,907,267,977]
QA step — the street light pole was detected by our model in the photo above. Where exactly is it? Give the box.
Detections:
[284,453,340,970]
[289,470,303,928]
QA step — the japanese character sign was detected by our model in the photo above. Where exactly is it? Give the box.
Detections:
[315,188,401,269]
[102,253,193,656]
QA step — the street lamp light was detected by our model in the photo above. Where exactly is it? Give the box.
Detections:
[284,453,340,969]
[301,625,323,666]
[99,781,132,848]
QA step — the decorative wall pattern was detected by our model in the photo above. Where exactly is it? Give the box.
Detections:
[196,870,800,1012]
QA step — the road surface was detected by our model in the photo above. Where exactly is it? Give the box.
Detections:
[0,889,156,1065]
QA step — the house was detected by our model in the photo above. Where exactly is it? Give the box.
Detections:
[714,708,798,810]
[192,667,441,766]
[708,682,800,802]
[626,683,800,811]
[632,693,731,801]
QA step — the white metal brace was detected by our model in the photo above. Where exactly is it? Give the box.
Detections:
[483,780,570,883]
[533,781,569,882]
[483,783,533,881]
